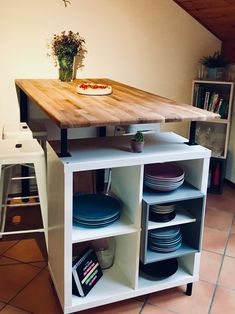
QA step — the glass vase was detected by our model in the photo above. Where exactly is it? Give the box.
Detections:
[58,55,74,82]
[92,237,116,270]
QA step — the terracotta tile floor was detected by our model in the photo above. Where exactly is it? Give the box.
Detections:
[0,183,234,314]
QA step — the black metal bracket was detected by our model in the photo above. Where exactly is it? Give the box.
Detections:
[186,121,198,146]
[19,88,28,122]
[57,129,71,157]
[96,127,106,192]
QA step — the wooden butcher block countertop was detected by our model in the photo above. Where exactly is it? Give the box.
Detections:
[15,78,219,129]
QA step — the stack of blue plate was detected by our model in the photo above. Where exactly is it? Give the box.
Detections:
[73,194,121,228]
[149,203,176,222]
[144,163,185,192]
[148,226,182,253]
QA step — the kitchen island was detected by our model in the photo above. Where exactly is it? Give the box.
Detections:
[15,78,218,313]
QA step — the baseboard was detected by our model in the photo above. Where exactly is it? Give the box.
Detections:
[224,179,235,189]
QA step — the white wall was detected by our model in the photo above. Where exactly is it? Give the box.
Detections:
[0,0,220,137]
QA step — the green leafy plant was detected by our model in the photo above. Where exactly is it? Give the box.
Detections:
[134,131,144,142]
[200,51,229,68]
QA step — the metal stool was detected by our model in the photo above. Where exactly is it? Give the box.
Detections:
[0,139,48,248]
[3,121,48,195]
[3,122,33,140]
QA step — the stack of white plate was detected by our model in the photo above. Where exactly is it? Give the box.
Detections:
[73,194,121,228]
[148,226,182,253]
[149,203,176,222]
[144,163,185,192]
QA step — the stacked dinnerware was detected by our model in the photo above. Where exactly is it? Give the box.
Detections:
[144,163,185,192]
[73,194,121,227]
[139,258,178,280]
[148,226,182,253]
[149,203,176,222]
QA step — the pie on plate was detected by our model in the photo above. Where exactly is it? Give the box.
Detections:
[76,83,112,95]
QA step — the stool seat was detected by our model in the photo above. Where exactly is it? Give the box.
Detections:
[3,123,33,140]
[0,139,44,161]
[0,139,48,248]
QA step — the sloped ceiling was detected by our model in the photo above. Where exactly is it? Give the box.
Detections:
[173,0,235,62]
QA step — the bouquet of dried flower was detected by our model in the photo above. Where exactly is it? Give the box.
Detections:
[48,30,86,81]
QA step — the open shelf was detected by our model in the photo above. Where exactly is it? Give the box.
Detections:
[138,263,194,291]
[71,264,134,312]
[144,243,198,263]
[147,207,196,230]
[72,212,137,243]
[143,182,204,205]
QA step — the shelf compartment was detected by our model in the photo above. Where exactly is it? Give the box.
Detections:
[147,206,196,230]
[138,253,197,291]
[70,233,139,311]
[70,263,134,312]
[140,197,204,264]
[143,198,204,232]
[195,121,228,158]
[192,81,232,120]
[143,182,203,205]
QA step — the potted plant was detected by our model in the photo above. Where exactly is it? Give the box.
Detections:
[200,51,229,80]
[131,131,144,153]
[48,31,87,82]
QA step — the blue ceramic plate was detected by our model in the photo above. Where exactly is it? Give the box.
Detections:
[73,194,121,222]
[73,213,120,228]
[148,227,181,239]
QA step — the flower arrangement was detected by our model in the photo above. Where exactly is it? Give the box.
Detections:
[49,30,85,62]
[48,30,86,81]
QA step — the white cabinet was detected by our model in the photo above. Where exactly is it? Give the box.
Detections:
[192,80,234,159]
[192,80,234,193]
[47,132,210,314]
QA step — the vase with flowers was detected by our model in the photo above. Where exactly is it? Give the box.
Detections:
[49,31,86,82]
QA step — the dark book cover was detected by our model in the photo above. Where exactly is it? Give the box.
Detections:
[72,247,103,297]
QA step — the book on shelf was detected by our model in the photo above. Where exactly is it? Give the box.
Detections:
[72,247,103,297]
[203,91,210,110]
[194,85,205,108]
[219,99,228,119]
[208,92,219,112]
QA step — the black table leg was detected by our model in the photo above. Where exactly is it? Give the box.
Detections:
[19,88,28,122]
[18,88,30,201]
[186,282,193,296]
[96,127,106,192]
[57,129,71,157]
[186,121,198,146]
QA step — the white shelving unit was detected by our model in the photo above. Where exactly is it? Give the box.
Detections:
[47,131,210,314]
[192,80,234,193]
[192,80,234,159]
